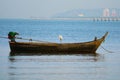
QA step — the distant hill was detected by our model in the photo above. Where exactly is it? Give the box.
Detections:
[53,8,120,18]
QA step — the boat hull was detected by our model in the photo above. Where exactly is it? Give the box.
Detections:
[9,32,108,55]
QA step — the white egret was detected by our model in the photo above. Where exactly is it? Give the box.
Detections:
[58,35,63,43]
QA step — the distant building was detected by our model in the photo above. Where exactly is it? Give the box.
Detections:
[103,8,110,17]
[78,14,84,17]
[111,10,117,17]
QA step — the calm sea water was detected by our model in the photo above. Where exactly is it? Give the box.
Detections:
[0,19,120,80]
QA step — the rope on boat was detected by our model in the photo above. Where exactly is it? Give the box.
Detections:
[16,37,51,43]
[0,36,51,43]
[100,45,114,53]
[0,36,8,39]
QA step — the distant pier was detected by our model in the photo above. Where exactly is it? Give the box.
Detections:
[53,17,120,21]
[75,17,120,21]
[31,17,120,21]
[93,17,120,21]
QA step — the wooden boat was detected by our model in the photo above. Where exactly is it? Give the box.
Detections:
[9,32,108,55]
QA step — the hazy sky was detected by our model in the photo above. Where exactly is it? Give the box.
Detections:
[0,0,120,18]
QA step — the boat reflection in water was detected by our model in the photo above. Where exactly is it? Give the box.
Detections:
[8,53,105,80]
[9,52,104,62]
